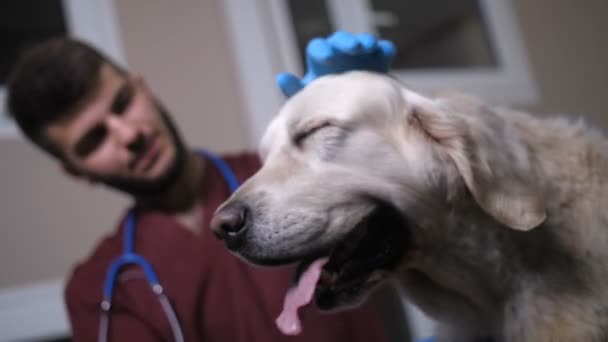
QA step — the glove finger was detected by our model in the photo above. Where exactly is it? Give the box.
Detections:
[276,73,303,97]
[357,32,378,52]
[328,30,360,54]
[379,40,397,59]
[307,38,333,63]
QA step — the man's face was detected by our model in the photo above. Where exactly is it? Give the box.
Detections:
[46,63,186,196]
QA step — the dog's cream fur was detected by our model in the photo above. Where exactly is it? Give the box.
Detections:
[219,71,608,341]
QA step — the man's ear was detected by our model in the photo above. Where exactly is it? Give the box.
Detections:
[409,95,546,231]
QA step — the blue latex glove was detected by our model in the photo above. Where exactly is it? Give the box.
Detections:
[277,30,396,97]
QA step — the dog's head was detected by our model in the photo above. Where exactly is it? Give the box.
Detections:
[211,71,546,312]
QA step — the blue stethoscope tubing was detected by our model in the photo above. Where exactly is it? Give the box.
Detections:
[98,149,240,342]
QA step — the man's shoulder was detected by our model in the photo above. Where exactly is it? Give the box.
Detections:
[218,150,261,168]
[217,150,262,179]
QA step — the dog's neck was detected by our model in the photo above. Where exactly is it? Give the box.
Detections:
[401,106,608,336]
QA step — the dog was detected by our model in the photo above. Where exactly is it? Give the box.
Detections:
[211,71,608,341]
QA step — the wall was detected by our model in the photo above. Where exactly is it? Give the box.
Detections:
[513,0,608,126]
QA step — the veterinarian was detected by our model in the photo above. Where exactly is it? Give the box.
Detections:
[7,32,397,341]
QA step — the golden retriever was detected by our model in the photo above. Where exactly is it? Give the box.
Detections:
[211,71,608,341]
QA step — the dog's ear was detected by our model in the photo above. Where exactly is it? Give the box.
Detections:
[409,95,546,231]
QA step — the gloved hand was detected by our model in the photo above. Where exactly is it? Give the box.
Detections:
[277,30,396,97]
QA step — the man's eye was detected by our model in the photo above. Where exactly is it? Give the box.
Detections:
[110,84,134,115]
[75,125,107,157]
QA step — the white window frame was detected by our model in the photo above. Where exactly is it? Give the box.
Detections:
[222,0,538,147]
[0,0,125,139]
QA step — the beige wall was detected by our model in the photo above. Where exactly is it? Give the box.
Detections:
[0,0,606,289]
[116,0,249,152]
[513,0,608,126]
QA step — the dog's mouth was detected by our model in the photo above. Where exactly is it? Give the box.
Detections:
[276,202,409,335]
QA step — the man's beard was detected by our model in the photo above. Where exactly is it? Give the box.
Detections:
[87,103,188,197]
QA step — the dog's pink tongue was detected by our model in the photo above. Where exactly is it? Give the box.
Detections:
[276,257,328,335]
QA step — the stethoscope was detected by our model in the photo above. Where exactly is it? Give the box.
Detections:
[98,149,240,342]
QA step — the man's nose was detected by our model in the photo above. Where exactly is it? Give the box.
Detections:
[106,116,140,149]
[210,202,250,250]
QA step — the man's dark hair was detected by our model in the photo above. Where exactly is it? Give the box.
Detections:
[6,37,125,159]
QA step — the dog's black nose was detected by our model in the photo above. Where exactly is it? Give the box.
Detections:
[210,202,249,250]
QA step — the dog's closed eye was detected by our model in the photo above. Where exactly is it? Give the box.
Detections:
[293,122,347,161]
[293,122,331,146]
